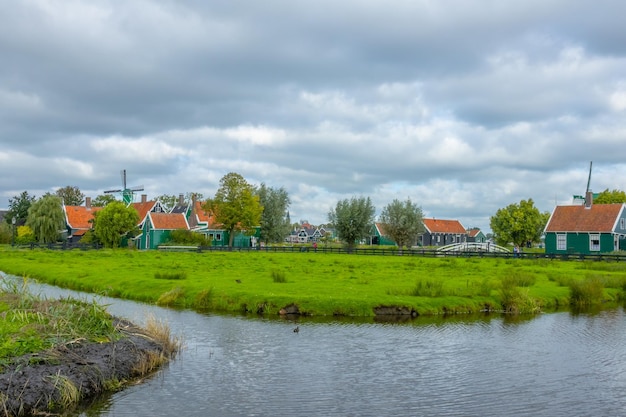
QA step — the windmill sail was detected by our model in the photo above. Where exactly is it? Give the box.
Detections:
[104,170,144,205]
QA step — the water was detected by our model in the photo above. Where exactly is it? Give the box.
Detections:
[3,273,626,416]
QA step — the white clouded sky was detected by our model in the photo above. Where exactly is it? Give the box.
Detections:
[2,0,626,232]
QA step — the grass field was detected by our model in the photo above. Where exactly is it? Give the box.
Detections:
[1,247,625,317]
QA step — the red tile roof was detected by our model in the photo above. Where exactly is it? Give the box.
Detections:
[545,204,624,232]
[131,200,157,224]
[467,228,482,238]
[423,218,466,234]
[149,212,189,230]
[64,205,102,231]
[192,201,221,228]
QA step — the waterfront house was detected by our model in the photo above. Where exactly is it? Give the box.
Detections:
[544,193,626,254]
[62,197,101,243]
[467,228,487,243]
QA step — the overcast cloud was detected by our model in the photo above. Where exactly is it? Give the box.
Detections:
[2,0,626,232]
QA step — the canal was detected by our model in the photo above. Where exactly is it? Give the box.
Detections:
[4,273,626,416]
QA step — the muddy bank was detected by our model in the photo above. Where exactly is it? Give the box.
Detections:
[0,319,177,417]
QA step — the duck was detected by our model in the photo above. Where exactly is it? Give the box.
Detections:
[293,325,300,333]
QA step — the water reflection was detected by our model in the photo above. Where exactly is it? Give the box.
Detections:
[2,272,626,417]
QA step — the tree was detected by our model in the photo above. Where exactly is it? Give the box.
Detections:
[328,196,375,252]
[379,198,424,251]
[6,191,36,226]
[257,183,291,244]
[93,201,140,248]
[594,188,626,204]
[203,172,263,247]
[26,195,65,243]
[91,194,118,207]
[55,185,85,206]
[490,199,549,248]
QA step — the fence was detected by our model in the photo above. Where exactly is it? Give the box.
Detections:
[22,241,626,262]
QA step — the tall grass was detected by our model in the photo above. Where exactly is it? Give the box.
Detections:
[569,276,605,306]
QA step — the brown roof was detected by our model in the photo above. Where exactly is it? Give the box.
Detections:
[64,205,102,230]
[467,228,482,238]
[545,204,624,232]
[149,212,189,230]
[423,218,466,234]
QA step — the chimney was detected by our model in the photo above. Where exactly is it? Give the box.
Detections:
[141,194,147,203]
[179,193,184,206]
[584,190,593,209]
[85,197,91,210]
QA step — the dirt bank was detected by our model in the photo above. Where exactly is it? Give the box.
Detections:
[0,319,176,417]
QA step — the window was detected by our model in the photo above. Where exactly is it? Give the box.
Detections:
[589,234,600,251]
[621,218,625,230]
[215,233,222,241]
[557,234,566,251]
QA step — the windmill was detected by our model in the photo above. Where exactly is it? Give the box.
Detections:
[573,161,593,204]
[104,170,144,205]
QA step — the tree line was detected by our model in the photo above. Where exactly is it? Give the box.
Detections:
[3,174,626,249]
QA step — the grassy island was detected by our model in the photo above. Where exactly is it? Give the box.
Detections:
[0,277,179,416]
[1,247,625,317]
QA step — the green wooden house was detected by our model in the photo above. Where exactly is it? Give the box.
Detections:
[189,200,260,247]
[370,223,397,246]
[467,228,486,243]
[544,201,626,254]
[137,212,190,249]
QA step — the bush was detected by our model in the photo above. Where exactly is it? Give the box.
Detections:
[169,229,211,246]
[499,275,540,314]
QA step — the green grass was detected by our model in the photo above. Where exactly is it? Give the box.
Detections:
[0,277,118,366]
[1,247,625,317]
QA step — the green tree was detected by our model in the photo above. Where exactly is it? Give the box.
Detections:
[594,188,626,204]
[91,194,118,207]
[93,201,140,248]
[6,191,36,226]
[26,195,65,243]
[203,172,263,247]
[257,183,291,244]
[490,199,549,248]
[379,198,424,251]
[55,185,85,206]
[328,196,375,252]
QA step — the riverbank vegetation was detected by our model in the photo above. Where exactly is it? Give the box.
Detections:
[0,276,180,416]
[1,247,625,316]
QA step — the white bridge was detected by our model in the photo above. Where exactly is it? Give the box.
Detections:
[437,242,510,253]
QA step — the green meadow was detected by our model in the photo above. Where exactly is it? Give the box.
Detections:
[1,247,625,316]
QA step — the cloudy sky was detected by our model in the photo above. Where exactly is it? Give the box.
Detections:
[2,0,626,232]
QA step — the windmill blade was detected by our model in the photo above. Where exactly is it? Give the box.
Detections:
[121,169,127,189]
[104,189,122,194]
[130,185,144,192]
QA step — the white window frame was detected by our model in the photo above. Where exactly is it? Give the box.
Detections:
[556,234,566,251]
[215,233,222,241]
[621,218,625,230]
[589,234,600,252]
